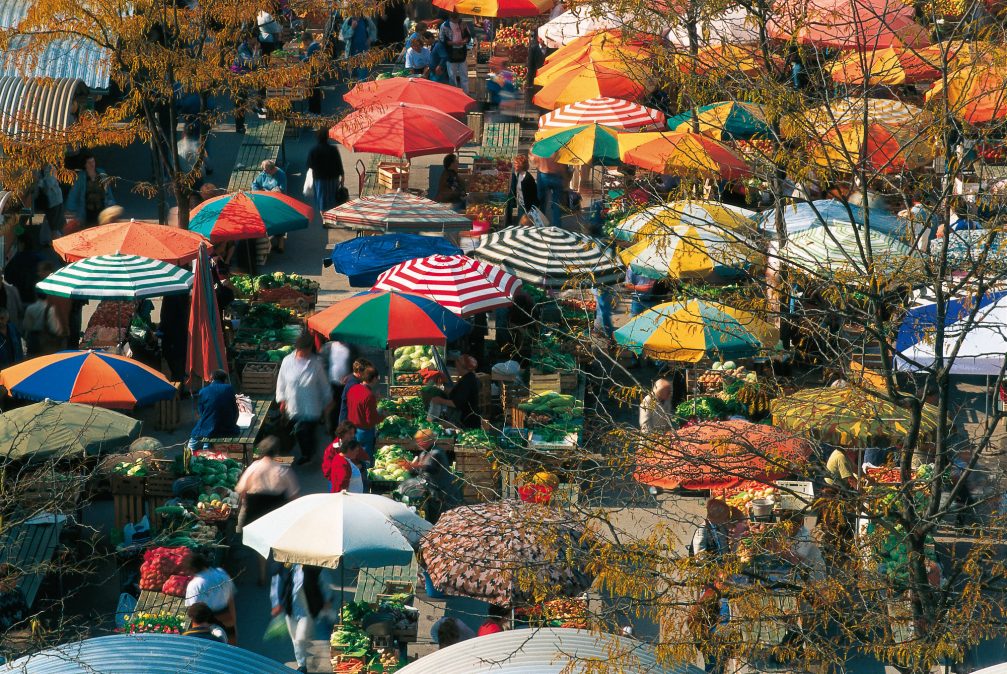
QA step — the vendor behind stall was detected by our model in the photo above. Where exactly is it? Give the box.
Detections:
[429,355,482,429]
[408,428,462,524]
[183,553,237,644]
[188,370,239,450]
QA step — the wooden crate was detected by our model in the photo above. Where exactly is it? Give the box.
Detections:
[154,388,181,431]
[530,369,577,394]
[144,471,177,531]
[214,442,250,465]
[378,162,410,191]
[242,362,279,397]
[111,475,146,530]
[500,467,579,504]
[455,445,498,502]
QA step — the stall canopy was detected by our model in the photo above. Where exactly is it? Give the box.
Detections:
[330,233,461,287]
[898,294,1007,375]
[0,76,86,137]
[4,633,298,673]
[397,627,704,674]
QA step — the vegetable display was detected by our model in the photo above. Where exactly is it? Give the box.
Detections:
[456,428,497,448]
[675,395,745,423]
[378,396,427,418]
[393,345,436,372]
[232,272,319,297]
[112,458,150,476]
[369,445,411,483]
[236,303,296,329]
[189,456,242,490]
[376,415,415,439]
[330,624,371,655]
[161,573,192,597]
[122,611,184,634]
[518,391,583,418]
[139,546,191,591]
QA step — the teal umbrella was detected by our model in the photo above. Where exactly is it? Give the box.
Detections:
[666,102,772,140]
[188,191,313,242]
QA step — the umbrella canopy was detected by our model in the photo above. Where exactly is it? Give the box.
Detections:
[343,77,477,116]
[53,220,209,266]
[306,291,471,348]
[666,6,760,46]
[372,254,521,316]
[0,399,142,462]
[898,294,1007,375]
[783,97,925,136]
[618,132,750,179]
[189,191,312,242]
[771,385,938,445]
[323,191,473,232]
[673,44,785,77]
[783,220,914,273]
[614,299,777,362]
[0,351,176,409]
[926,64,1007,126]
[665,102,772,140]
[531,123,623,165]
[36,254,193,300]
[619,223,761,282]
[538,97,665,130]
[809,119,934,174]
[538,7,623,48]
[768,0,930,50]
[634,420,812,491]
[472,226,621,287]
[433,0,553,16]
[419,500,595,605]
[829,47,941,85]
[242,492,432,569]
[331,233,462,287]
[329,103,474,158]
[894,289,1007,355]
[756,198,905,235]
[186,243,227,384]
[614,200,756,243]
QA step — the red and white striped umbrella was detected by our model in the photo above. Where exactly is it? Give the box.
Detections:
[323,191,473,232]
[372,254,521,316]
[538,97,666,130]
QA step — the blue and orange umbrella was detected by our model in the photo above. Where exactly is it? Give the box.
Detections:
[0,350,177,409]
[306,290,471,349]
[189,191,313,242]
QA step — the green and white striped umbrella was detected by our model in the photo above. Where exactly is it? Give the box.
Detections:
[37,254,194,300]
[783,221,914,274]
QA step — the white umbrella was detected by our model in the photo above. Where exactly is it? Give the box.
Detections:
[898,295,1007,375]
[666,6,760,46]
[538,7,622,48]
[241,492,431,569]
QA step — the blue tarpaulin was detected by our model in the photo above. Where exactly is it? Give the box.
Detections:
[330,233,461,287]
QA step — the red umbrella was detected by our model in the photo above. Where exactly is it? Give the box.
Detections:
[186,243,227,385]
[343,78,477,117]
[372,254,521,316]
[329,103,474,159]
[54,220,210,265]
[768,0,929,51]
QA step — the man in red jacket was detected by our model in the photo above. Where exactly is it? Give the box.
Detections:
[345,366,382,459]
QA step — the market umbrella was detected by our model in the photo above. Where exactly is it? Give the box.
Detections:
[898,293,1007,375]
[771,385,938,445]
[188,191,312,242]
[925,63,1007,126]
[634,420,812,491]
[372,254,521,316]
[829,47,941,86]
[538,7,624,48]
[665,102,772,141]
[613,200,757,243]
[755,198,905,236]
[0,350,176,409]
[53,220,210,266]
[433,0,553,17]
[618,132,750,179]
[331,233,462,287]
[343,77,477,116]
[808,119,934,174]
[619,222,761,281]
[186,242,227,385]
[673,44,785,78]
[36,254,193,300]
[665,6,760,46]
[419,500,595,605]
[531,123,623,166]
[614,299,777,362]
[768,0,930,51]
[242,492,432,568]
[783,97,926,136]
[322,191,473,232]
[0,399,142,462]
[783,220,915,274]
[471,226,621,288]
[329,103,474,158]
[538,97,665,130]
[306,290,471,349]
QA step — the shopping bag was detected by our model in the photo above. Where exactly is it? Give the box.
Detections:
[302,168,314,199]
[263,614,289,641]
[526,206,549,227]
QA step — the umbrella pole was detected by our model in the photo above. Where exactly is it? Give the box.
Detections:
[339,562,345,618]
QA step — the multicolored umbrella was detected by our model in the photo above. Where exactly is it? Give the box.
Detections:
[471,226,621,287]
[54,220,210,266]
[0,350,176,409]
[329,103,474,158]
[189,191,312,242]
[768,0,930,51]
[829,47,941,85]
[538,97,665,130]
[372,254,521,316]
[0,399,142,462]
[635,420,812,491]
[433,0,553,17]
[614,299,777,362]
[809,119,934,174]
[186,243,227,385]
[36,254,193,300]
[665,102,772,140]
[619,222,760,281]
[618,132,750,179]
[783,220,914,273]
[343,77,477,116]
[419,500,595,605]
[784,97,925,136]
[531,123,623,166]
[323,191,473,232]
[613,200,756,243]
[771,385,938,445]
[306,290,471,349]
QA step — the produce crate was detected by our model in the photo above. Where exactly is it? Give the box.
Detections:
[389,385,423,397]
[500,468,580,504]
[511,404,527,429]
[255,286,318,310]
[455,445,498,502]
[378,162,410,191]
[154,391,181,432]
[530,369,578,394]
[111,475,146,530]
[145,472,178,531]
[242,362,280,396]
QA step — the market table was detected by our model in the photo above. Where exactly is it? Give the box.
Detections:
[353,559,418,604]
[243,120,287,164]
[198,397,274,465]
[0,517,64,607]
[135,589,187,620]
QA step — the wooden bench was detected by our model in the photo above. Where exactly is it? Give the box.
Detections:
[243,120,287,165]
[135,589,187,623]
[200,398,273,465]
[0,518,63,607]
[353,559,418,605]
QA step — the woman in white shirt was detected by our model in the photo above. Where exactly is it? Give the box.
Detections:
[404,37,431,77]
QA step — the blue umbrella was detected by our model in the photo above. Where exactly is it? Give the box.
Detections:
[895,288,1007,354]
[330,233,461,287]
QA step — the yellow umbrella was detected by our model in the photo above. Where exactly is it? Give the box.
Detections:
[810,119,934,174]
[925,47,1007,125]
[782,97,926,137]
[531,123,623,165]
[673,44,785,77]
[829,47,940,86]
[618,131,750,178]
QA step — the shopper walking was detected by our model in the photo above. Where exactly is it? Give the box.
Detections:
[270,562,325,674]
[439,12,471,93]
[276,333,333,464]
[183,553,237,644]
[307,128,346,218]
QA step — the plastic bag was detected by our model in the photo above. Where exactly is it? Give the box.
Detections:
[263,613,289,641]
[302,168,314,199]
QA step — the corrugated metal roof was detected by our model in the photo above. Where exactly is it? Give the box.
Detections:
[2,633,300,673]
[0,76,85,136]
[396,628,706,674]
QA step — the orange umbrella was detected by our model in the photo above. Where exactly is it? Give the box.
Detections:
[769,0,929,50]
[809,119,934,173]
[829,47,941,85]
[618,131,750,179]
[343,77,477,116]
[674,44,784,77]
[54,220,210,266]
[635,419,812,491]
[329,103,474,157]
[925,51,1007,125]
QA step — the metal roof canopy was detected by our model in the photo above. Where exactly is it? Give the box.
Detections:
[396,627,706,674]
[0,76,85,137]
[2,633,300,673]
